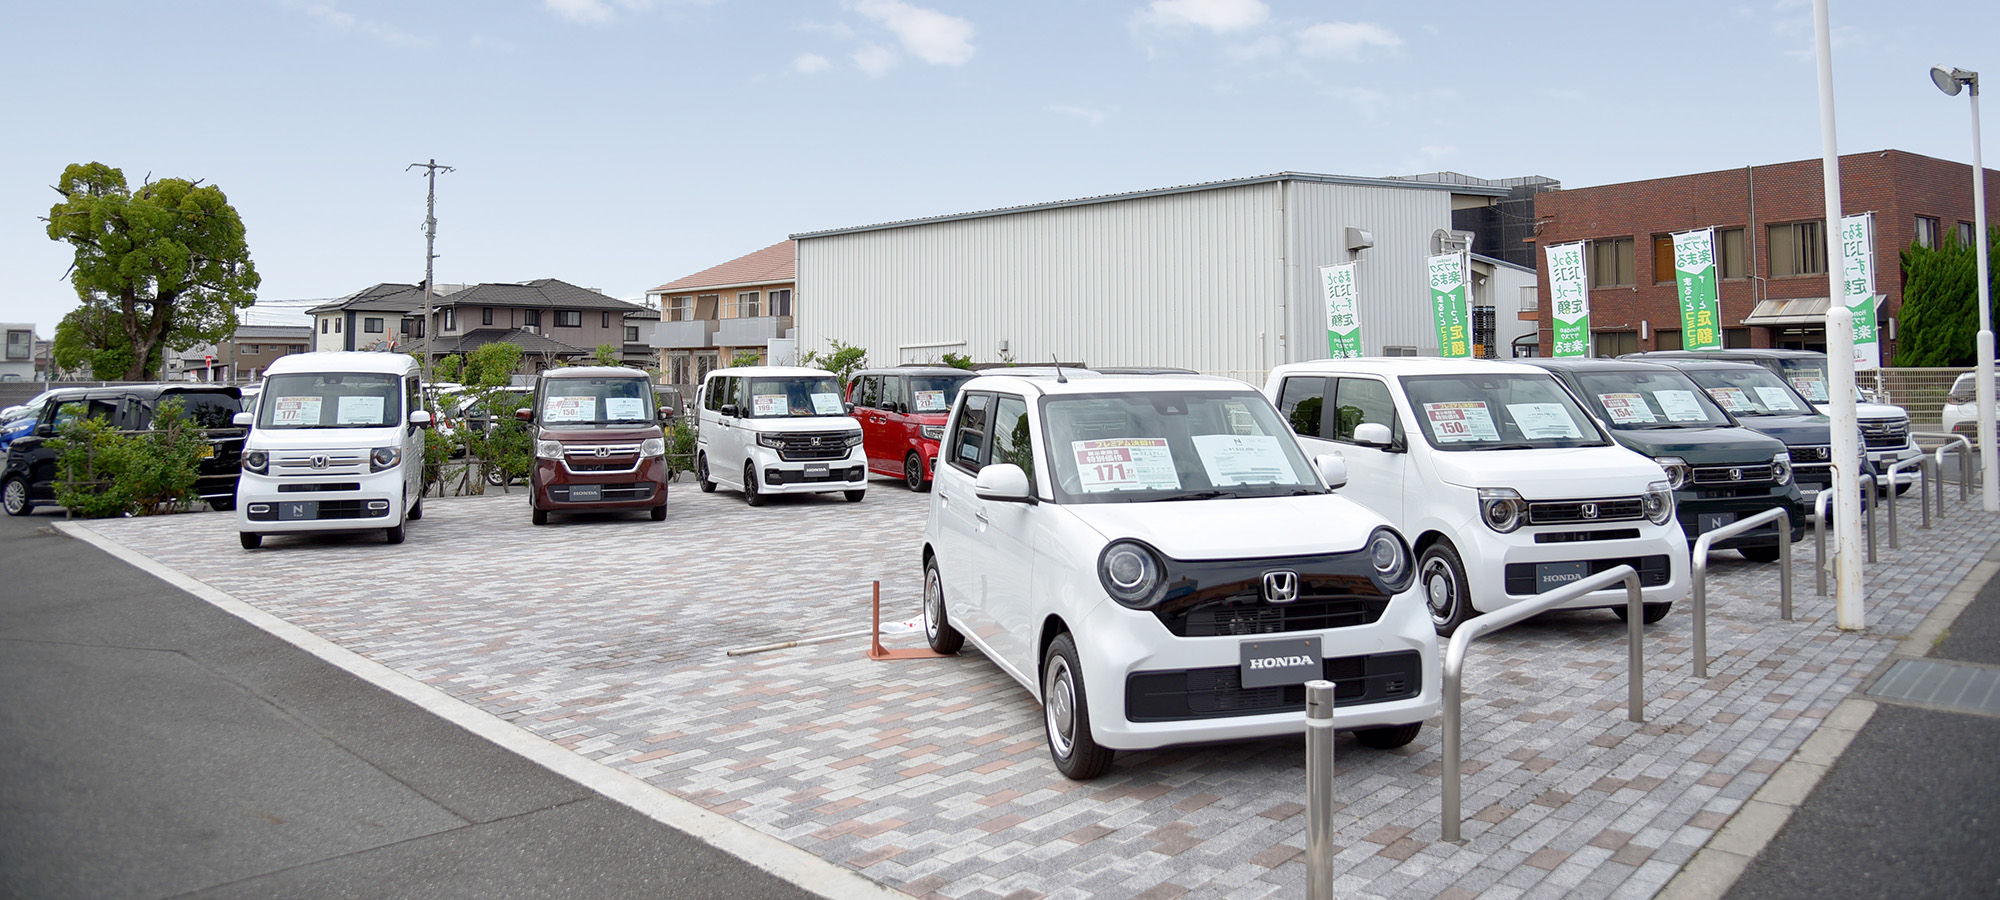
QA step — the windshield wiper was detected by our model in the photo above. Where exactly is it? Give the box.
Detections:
[1150,490,1237,501]
[1479,443,1542,450]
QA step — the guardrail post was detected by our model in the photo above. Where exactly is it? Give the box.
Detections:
[1814,490,1832,597]
[1304,680,1336,900]
[1692,508,1792,676]
[1441,566,1642,843]
[1884,456,1931,547]
[1863,473,1877,564]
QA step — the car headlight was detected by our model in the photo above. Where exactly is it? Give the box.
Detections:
[1478,487,1526,534]
[843,431,865,448]
[1653,456,1690,491]
[1643,480,1675,524]
[1098,540,1167,609]
[369,447,400,472]
[756,433,785,449]
[920,424,945,440]
[241,449,268,474]
[1771,452,1792,486]
[638,437,666,457]
[535,439,564,460]
[1367,527,1414,593]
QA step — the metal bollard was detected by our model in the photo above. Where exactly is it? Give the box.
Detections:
[1692,507,1792,676]
[1885,457,1925,547]
[1304,680,1336,900]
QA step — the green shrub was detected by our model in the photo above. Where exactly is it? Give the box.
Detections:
[50,398,206,517]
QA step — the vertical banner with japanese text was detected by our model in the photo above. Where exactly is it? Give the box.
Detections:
[1546,241,1589,357]
[1429,252,1472,358]
[1318,263,1363,358]
[1840,212,1880,370]
[1672,228,1723,350]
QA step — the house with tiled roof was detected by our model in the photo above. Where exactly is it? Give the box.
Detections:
[645,240,796,388]
[311,279,651,376]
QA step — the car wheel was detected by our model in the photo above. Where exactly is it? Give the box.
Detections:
[1043,633,1115,780]
[385,522,406,544]
[532,507,549,526]
[1354,722,1422,750]
[2,477,31,517]
[905,452,929,492]
[1419,542,1473,637]
[651,502,668,521]
[1737,545,1780,563]
[484,464,507,487]
[844,489,865,503]
[697,453,716,493]
[1613,602,1674,625]
[408,497,423,521]
[209,496,236,512]
[239,531,262,550]
[743,463,764,507]
[1894,482,1913,497]
[922,557,964,654]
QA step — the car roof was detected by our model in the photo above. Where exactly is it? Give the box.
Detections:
[962,371,1252,398]
[1642,358,1773,373]
[1523,357,1681,374]
[702,365,832,379]
[1271,356,1555,378]
[264,351,419,377]
[853,366,972,377]
[539,366,648,379]
[1627,349,1824,361]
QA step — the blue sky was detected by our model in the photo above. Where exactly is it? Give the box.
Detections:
[2,0,1995,333]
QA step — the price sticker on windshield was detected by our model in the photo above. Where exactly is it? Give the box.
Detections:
[1072,438,1180,492]
[544,396,592,422]
[1599,393,1656,424]
[1655,390,1706,422]
[336,396,384,426]
[1423,401,1499,443]
[1508,403,1581,440]
[913,390,947,412]
[271,397,320,427]
[811,393,844,415]
[1707,386,1754,413]
[752,393,787,416]
[1789,376,1828,403]
[1754,386,1802,412]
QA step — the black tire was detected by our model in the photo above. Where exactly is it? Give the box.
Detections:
[1419,542,1473,637]
[650,502,667,521]
[1354,722,1422,750]
[209,496,236,512]
[385,522,406,545]
[239,531,262,550]
[1612,602,1674,625]
[905,453,929,492]
[743,463,763,507]
[408,497,423,521]
[1042,632,1115,780]
[697,453,716,493]
[532,507,549,526]
[844,489,866,503]
[1737,545,1781,563]
[2,477,31,517]
[1894,481,1913,497]
[485,464,507,487]
[922,557,964,654]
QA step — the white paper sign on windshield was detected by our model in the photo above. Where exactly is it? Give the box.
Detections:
[1508,403,1582,440]
[1789,375,1828,403]
[1072,438,1180,492]
[336,396,385,425]
[1599,393,1656,424]
[811,393,843,415]
[604,397,646,421]
[913,390,947,412]
[1707,387,1753,413]
[752,393,787,416]
[544,396,592,422]
[1754,386,1802,412]
[1654,390,1706,422]
[1423,401,1500,443]
[271,397,321,427]
[1191,434,1292,486]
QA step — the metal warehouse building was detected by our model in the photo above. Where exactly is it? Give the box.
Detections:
[788,172,1539,380]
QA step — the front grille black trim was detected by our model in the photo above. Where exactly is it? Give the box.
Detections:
[1503,554,1672,595]
[1125,650,1422,722]
[1527,497,1645,525]
[1148,551,1394,637]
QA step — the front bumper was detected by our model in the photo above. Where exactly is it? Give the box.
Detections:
[1459,518,1691,614]
[237,468,405,533]
[533,456,669,509]
[754,447,867,495]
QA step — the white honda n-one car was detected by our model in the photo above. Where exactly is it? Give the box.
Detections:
[921,371,1438,780]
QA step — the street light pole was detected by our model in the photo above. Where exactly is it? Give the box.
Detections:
[1815,0,1864,627]
[1933,65,1994,511]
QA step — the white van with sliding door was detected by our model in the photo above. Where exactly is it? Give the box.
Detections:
[234,352,431,549]
[694,366,867,505]
[1265,358,1690,635]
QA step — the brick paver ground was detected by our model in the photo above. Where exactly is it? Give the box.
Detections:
[74,478,2000,900]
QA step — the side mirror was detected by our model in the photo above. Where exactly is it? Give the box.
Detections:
[232,411,255,427]
[720,403,740,418]
[35,424,53,438]
[844,402,856,414]
[973,463,1035,503]
[515,408,533,422]
[409,410,433,427]
[1352,422,1393,447]
[658,405,673,421]
[1315,453,1349,489]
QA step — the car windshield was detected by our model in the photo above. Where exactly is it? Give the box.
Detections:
[540,378,654,425]
[157,392,243,429]
[1772,358,1830,404]
[1042,389,1323,504]
[1398,373,1608,450]
[1681,367,1814,417]
[1572,370,1731,429]
[745,376,845,417]
[908,374,973,414]
[259,373,403,429]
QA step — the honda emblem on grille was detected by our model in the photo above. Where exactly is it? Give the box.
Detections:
[1580,502,1599,519]
[1262,571,1300,604]
[310,455,328,470]
[810,436,823,447]
[595,446,610,458]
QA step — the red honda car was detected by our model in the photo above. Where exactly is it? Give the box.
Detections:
[845,367,975,491]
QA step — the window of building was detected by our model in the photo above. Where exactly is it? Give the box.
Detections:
[6,330,30,360]
[1655,329,1682,351]
[1725,327,1751,348]
[625,325,639,343]
[481,306,493,326]
[1590,237,1635,288]
[1653,235,1677,284]
[1959,221,1977,248]
[736,291,761,318]
[335,319,342,333]
[601,311,612,328]
[668,296,694,321]
[1593,330,1639,358]
[1768,221,1827,277]
[401,318,424,338]
[319,319,329,334]
[697,295,720,319]
[555,310,581,328]
[1718,227,1747,279]
[290,345,305,353]
[1382,346,1421,357]
[442,308,455,331]
[769,289,792,317]
[1916,216,1941,249]
[523,309,541,327]
[364,317,384,333]
[240,344,259,355]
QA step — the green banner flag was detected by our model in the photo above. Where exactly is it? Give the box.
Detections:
[1840,212,1880,370]
[1672,229,1722,350]
[1546,241,1589,357]
[1319,262,1362,358]
[1429,252,1472,358]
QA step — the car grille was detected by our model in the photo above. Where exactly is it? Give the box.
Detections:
[772,432,853,461]
[1503,554,1672,595]
[563,443,641,473]
[1124,651,1421,722]
[1527,497,1645,525]
[549,483,654,502]
[1789,445,1832,463]
[1148,553,1395,637]
[273,450,369,477]
[1861,419,1910,450]
[1692,464,1775,484]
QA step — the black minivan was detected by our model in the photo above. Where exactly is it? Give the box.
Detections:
[1,384,246,515]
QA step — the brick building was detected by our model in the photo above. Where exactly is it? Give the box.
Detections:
[1530,150,2000,358]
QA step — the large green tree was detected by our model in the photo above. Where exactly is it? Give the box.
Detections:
[1895,227,2000,367]
[44,162,259,381]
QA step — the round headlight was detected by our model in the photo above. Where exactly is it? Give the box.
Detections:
[535,439,564,460]
[1098,540,1166,609]
[1771,452,1792,486]
[1367,527,1413,592]
[370,447,401,472]
[638,437,666,457]
[1653,456,1690,491]
[1643,480,1676,524]
[1478,487,1526,533]
[241,449,267,474]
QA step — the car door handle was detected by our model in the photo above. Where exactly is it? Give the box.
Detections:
[974,510,990,525]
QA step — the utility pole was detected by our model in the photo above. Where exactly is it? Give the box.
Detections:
[406,159,454,376]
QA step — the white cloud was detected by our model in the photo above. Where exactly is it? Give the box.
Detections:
[1050,104,1108,126]
[1297,21,1401,59]
[793,53,831,74]
[1224,36,1285,62]
[543,0,653,24]
[850,0,976,66]
[293,2,426,47]
[1139,0,1269,34]
[853,43,898,77]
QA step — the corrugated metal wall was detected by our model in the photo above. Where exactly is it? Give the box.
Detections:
[1283,181,1456,360]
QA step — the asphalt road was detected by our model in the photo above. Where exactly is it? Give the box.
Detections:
[0,507,821,900]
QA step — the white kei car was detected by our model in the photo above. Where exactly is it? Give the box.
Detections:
[1265,359,1692,636]
[921,372,1439,780]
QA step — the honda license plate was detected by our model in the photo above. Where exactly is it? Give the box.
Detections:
[568,485,602,502]
[1240,636,1321,689]
[804,463,830,478]
[1534,561,1590,593]
[278,501,318,521]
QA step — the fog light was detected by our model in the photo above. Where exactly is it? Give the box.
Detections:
[367,500,389,510]
[248,504,270,514]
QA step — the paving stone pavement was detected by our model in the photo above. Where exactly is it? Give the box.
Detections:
[73,478,2000,900]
